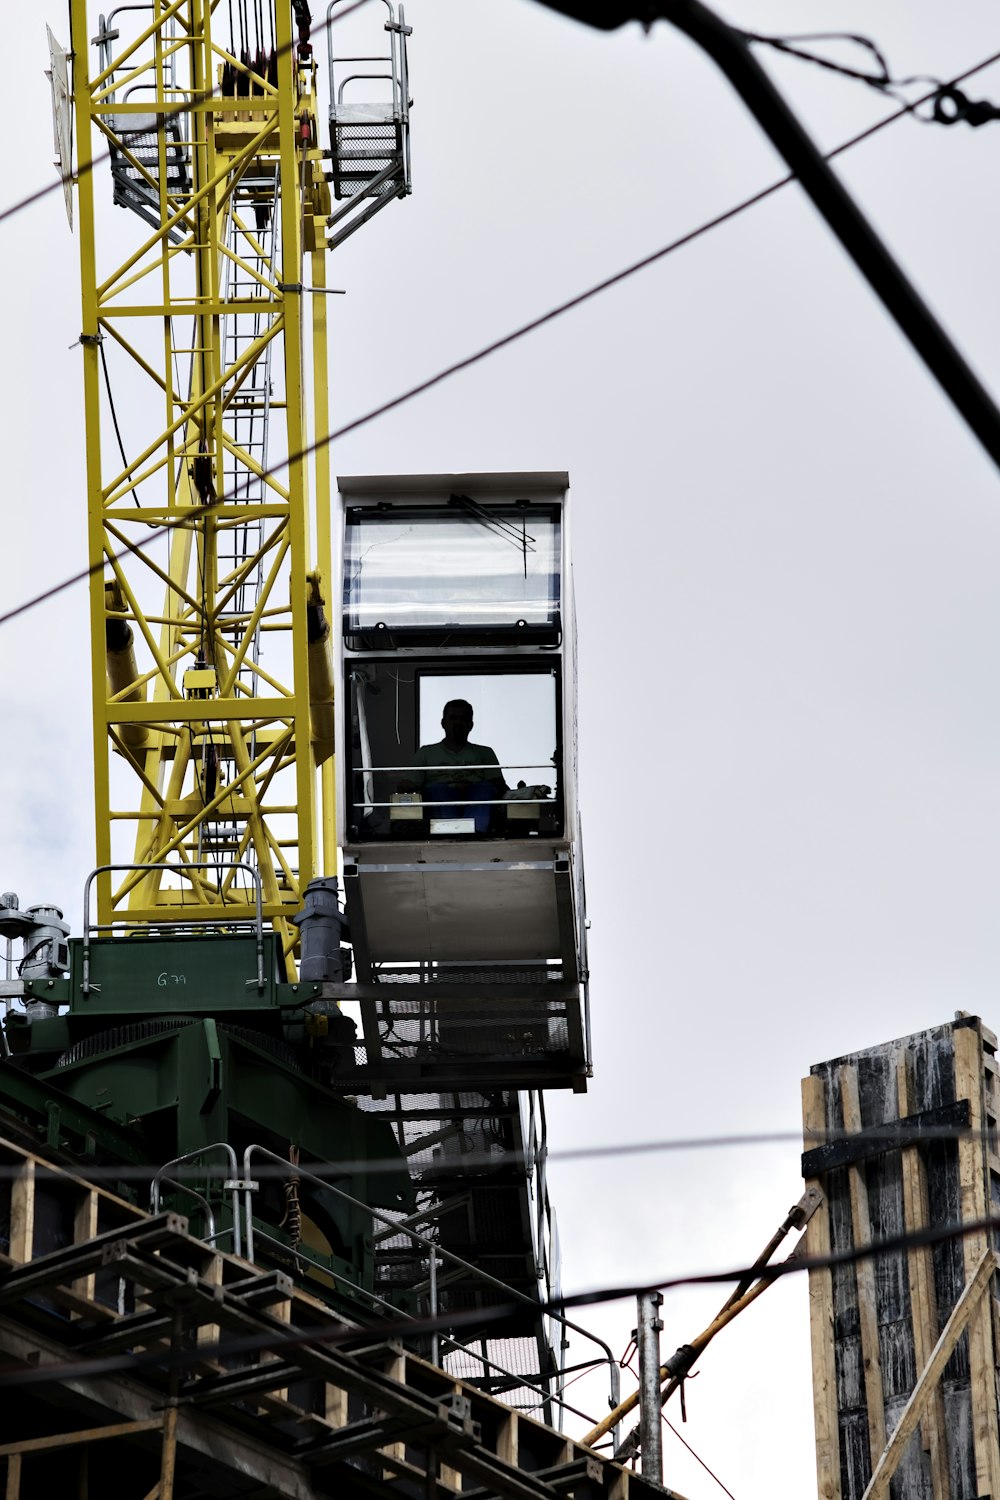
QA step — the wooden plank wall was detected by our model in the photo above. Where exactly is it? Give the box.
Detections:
[802,1016,1000,1500]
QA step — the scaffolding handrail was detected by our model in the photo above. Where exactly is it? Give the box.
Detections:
[242,1143,620,1428]
[327,0,404,124]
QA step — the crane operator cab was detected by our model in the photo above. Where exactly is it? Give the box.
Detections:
[334,474,590,1092]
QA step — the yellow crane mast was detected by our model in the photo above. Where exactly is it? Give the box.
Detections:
[72,0,337,974]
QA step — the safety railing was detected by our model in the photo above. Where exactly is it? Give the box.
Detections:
[150,1176,223,1247]
[82,862,266,995]
[354,763,557,798]
[150,1143,244,1257]
[327,0,409,128]
[240,1144,620,1437]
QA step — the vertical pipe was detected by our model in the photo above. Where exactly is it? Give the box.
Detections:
[310,243,337,871]
[429,1247,440,1368]
[608,1357,621,1453]
[230,1180,242,1259]
[1,933,11,1054]
[243,1146,257,1264]
[243,1181,255,1264]
[637,1292,664,1485]
[276,0,318,914]
[72,0,112,928]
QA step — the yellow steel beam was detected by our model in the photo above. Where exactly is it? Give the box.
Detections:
[311,246,336,869]
[75,0,327,963]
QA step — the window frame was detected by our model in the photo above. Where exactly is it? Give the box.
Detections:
[342,501,563,650]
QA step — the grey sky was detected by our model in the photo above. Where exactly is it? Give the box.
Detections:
[5,1,1000,1492]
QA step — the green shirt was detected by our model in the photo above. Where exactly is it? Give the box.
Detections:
[409,741,503,789]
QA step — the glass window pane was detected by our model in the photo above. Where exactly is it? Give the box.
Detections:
[346,665,562,839]
[344,506,560,632]
[418,674,557,789]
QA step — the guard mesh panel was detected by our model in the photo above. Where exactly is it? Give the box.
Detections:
[331,123,400,198]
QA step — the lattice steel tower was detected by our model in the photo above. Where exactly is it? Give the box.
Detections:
[72,0,410,974]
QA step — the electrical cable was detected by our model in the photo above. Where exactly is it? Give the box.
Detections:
[4,46,1000,637]
[0,1118,984,1181]
[751,30,895,81]
[745,29,1000,129]
[662,1412,737,1500]
[744,29,937,109]
[98,338,142,507]
[1,1199,999,1392]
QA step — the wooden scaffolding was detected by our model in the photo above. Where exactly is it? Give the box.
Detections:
[0,1134,669,1500]
[802,1014,1000,1500]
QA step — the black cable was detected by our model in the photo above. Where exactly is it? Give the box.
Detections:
[0,1119,985,1182]
[98,338,142,507]
[744,29,934,107]
[662,1412,737,1500]
[662,0,1000,474]
[745,30,1000,130]
[1,1199,999,1392]
[751,30,895,82]
[7,48,999,638]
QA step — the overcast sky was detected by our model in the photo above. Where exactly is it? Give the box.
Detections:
[6,2,1000,1494]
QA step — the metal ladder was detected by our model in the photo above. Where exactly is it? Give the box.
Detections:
[196,175,281,876]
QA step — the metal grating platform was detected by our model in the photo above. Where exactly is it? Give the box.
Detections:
[107,114,191,237]
[318,973,589,1096]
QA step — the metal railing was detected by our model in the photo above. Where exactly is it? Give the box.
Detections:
[150,1143,244,1257]
[327,0,409,129]
[241,1144,620,1436]
[82,862,266,995]
[151,1176,220,1246]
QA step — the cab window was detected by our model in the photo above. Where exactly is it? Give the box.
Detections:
[347,665,561,840]
[344,501,560,647]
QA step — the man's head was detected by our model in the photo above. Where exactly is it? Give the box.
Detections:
[441,699,473,744]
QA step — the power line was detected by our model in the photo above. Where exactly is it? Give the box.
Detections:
[744,29,936,108]
[746,29,1000,128]
[0,1118,984,1181]
[283,48,1000,462]
[663,1413,737,1500]
[4,47,1000,634]
[1,1197,998,1393]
